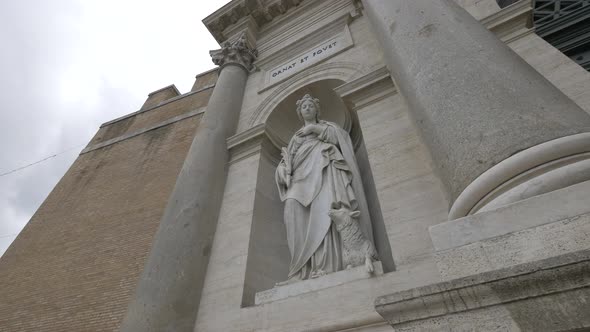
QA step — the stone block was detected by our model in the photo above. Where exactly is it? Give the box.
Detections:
[435,211,590,280]
[376,250,590,331]
[430,180,590,252]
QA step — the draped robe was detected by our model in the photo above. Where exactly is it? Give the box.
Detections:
[276,121,373,280]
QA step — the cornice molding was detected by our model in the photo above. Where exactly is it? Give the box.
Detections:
[83,108,205,154]
[203,0,305,45]
[100,84,215,128]
[334,66,397,111]
[227,123,282,164]
[256,0,354,55]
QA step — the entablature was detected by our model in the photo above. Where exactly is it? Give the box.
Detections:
[203,0,306,46]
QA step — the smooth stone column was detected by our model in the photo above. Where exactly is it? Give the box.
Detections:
[362,0,590,213]
[120,36,257,332]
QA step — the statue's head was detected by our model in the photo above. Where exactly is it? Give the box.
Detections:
[296,94,321,123]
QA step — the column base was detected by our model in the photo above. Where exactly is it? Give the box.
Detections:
[449,132,590,220]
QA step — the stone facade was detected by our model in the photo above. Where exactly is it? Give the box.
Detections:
[1,0,590,331]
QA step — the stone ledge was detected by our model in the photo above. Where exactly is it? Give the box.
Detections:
[254,261,383,305]
[100,84,214,128]
[82,108,205,154]
[375,249,590,331]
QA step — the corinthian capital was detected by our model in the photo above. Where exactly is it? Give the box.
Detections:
[210,34,258,72]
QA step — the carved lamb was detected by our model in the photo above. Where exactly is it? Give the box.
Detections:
[328,207,378,273]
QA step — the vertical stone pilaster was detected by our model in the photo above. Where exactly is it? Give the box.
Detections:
[120,36,257,332]
[362,0,590,218]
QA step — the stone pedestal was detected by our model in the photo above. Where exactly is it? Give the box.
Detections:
[255,261,384,305]
[362,0,590,218]
[120,36,256,332]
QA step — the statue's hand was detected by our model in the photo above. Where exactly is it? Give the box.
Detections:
[277,163,291,187]
[297,124,323,137]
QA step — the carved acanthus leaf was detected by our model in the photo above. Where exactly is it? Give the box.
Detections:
[209,33,258,72]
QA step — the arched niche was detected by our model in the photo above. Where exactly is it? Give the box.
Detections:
[265,79,353,147]
[241,79,394,306]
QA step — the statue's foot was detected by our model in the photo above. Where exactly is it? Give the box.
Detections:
[310,269,326,279]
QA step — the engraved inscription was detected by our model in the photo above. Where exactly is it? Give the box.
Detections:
[268,39,339,83]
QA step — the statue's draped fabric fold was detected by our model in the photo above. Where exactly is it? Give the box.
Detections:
[276,121,373,280]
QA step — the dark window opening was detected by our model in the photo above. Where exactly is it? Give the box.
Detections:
[532,0,590,71]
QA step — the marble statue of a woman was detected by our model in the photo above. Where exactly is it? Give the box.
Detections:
[275,94,374,283]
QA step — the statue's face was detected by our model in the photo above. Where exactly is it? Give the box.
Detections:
[300,100,317,122]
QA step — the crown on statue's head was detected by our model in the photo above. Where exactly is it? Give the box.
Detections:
[296,94,321,109]
[295,94,321,122]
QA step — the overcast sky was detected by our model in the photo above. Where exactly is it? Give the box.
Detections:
[0,0,230,256]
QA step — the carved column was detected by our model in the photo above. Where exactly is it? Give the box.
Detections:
[120,37,256,332]
[362,0,590,219]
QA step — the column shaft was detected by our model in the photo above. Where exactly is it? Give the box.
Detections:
[121,35,255,331]
[362,0,590,205]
